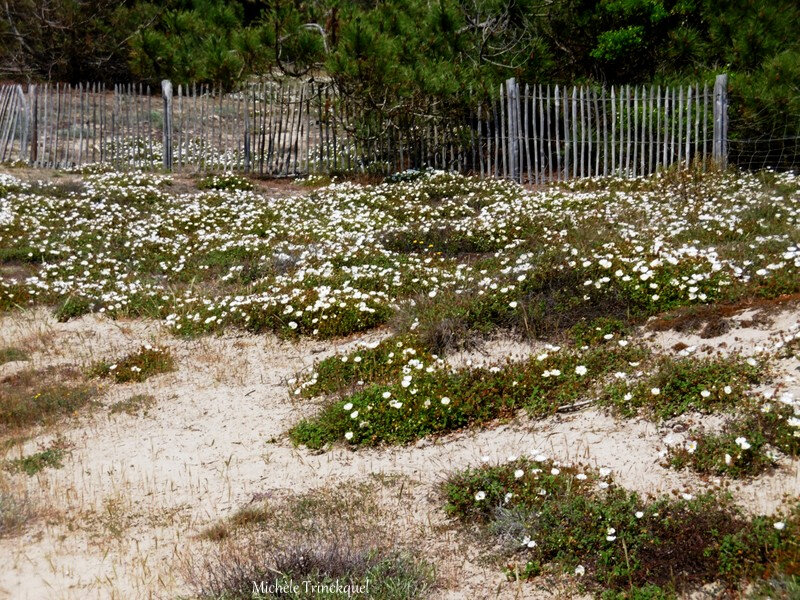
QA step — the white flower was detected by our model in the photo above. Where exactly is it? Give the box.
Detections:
[574,565,585,576]
[509,301,518,308]
[343,402,353,411]
[550,468,560,475]
[725,453,732,465]
[474,491,486,501]
[774,521,785,530]
[635,511,644,519]
[382,391,391,399]
[288,321,298,329]
[723,385,732,394]
[599,467,612,477]
[735,436,751,450]
[606,527,616,541]
[350,410,359,419]
[575,473,587,481]
[441,397,451,405]
[686,440,698,454]
[700,390,711,398]
[682,493,693,500]
[575,365,587,376]
[514,469,524,479]
[651,387,661,396]
[344,431,354,440]
[521,536,537,548]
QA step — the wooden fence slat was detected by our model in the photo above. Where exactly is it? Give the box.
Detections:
[624,85,631,176]
[685,85,692,166]
[517,82,524,182]
[531,86,544,185]
[562,86,569,179]
[694,84,700,162]
[554,85,561,181]
[492,94,499,177]
[680,85,686,167]
[703,83,708,167]
[601,88,607,176]
[614,85,619,175]
[671,87,677,167]
[571,87,578,178]
[0,87,17,162]
[500,82,507,178]
[579,86,585,178]
[586,87,593,177]
[639,86,646,176]
[649,85,655,174]
[545,85,553,182]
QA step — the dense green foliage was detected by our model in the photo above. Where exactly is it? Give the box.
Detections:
[444,458,800,594]
[2,1,797,93]
[2,1,797,166]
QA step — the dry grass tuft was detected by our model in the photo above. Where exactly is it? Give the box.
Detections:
[0,478,35,537]
[0,366,98,433]
[187,485,434,599]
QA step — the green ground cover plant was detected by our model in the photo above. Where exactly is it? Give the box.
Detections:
[600,355,763,420]
[667,399,800,478]
[291,343,648,448]
[444,458,800,596]
[4,446,65,476]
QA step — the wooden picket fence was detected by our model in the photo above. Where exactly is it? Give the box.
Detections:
[483,76,727,183]
[0,76,730,180]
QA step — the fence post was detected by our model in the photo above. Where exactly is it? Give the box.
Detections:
[713,74,728,168]
[29,85,38,165]
[161,79,173,171]
[505,78,518,181]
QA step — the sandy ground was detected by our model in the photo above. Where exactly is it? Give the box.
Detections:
[0,303,799,600]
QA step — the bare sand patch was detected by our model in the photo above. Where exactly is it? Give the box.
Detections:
[0,304,798,599]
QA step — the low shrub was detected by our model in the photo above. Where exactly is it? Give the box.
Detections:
[600,355,763,420]
[444,458,800,595]
[667,400,800,478]
[89,345,175,383]
[291,343,648,448]
[5,447,65,476]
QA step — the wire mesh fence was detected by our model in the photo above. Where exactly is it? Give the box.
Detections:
[727,92,800,172]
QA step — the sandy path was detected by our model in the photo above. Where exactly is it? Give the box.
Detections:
[1,306,799,599]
